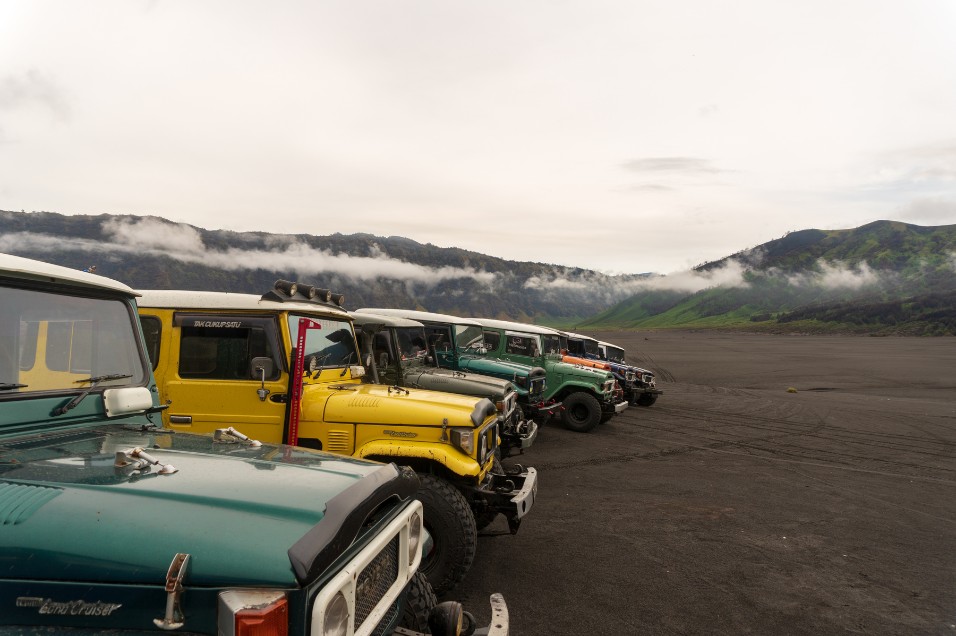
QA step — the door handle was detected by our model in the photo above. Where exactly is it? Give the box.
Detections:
[169,415,193,424]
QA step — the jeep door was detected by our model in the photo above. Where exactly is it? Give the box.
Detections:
[148,313,288,441]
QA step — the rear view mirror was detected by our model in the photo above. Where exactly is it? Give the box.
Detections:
[250,357,274,380]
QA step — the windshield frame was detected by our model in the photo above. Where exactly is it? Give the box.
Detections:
[287,314,360,371]
[0,280,149,399]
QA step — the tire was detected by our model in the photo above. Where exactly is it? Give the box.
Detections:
[637,394,658,407]
[398,571,438,633]
[560,391,602,433]
[415,473,477,595]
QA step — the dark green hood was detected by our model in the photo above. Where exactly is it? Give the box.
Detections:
[0,424,396,588]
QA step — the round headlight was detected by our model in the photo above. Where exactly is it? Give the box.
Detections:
[408,511,423,565]
[323,592,350,636]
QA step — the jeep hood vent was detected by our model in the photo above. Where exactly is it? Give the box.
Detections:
[0,482,61,525]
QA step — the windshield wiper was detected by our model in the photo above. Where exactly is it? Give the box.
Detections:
[52,373,133,416]
[0,382,28,391]
[339,352,355,376]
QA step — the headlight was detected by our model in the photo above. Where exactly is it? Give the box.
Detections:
[408,511,423,566]
[450,428,475,455]
[323,592,350,636]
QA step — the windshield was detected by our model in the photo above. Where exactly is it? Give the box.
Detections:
[455,324,486,353]
[605,345,626,363]
[0,286,146,395]
[582,339,600,356]
[395,327,429,366]
[287,315,359,370]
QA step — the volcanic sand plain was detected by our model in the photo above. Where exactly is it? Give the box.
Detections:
[449,331,956,635]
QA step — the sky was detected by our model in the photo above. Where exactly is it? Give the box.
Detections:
[1,1,955,275]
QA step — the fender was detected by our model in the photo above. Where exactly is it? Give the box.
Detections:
[356,440,486,479]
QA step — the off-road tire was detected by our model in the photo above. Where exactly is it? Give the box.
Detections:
[637,394,658,407]
[415,473,477,595]
[560,391,602,433]
[399,571,438,633]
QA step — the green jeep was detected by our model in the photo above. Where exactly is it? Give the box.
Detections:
[350,311,538,458]
[472,318,629,433]
[0,254,507,636]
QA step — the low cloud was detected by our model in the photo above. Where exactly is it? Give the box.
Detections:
[524,259,751,299]
[784,260,883,290]
[1,217,497,287]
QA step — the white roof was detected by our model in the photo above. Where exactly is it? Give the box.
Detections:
[0,252,137,295]
[597,339,624,349]
[137,289,350,318]
[356,307,483,327]
[350,311,424,328]
[470,317,562,336]
[563,331,599,343]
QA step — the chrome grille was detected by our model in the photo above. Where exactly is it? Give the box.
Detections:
[625,370,637,382]
[354,535,399,630]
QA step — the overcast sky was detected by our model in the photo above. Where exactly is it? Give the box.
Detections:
[1,1,955,274]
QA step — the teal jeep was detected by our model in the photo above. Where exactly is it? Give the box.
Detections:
[0,254,506,636]
[472,318,628,433]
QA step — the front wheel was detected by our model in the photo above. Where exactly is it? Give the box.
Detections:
[415,473,478,595]
[398,571,438,633]
[560,392,602,433]
[637,393,658,407]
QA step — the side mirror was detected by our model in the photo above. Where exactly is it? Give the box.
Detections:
[250,357,274,380]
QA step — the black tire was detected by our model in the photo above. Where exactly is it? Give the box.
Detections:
[398,571,438,633]
[637,394,658,407]
[415,473,477,595]
[560,391,602,432]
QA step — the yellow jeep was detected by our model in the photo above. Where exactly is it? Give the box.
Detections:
[138,280,537,595]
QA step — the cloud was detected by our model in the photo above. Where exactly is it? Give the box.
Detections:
[523,259,751,298]
[783,260,883,290]
[0,70,71,121]
[1,217,498,287]
[897,197,956,225]
[621,157,722,174]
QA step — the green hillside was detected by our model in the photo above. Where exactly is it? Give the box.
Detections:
[579,221,956,335]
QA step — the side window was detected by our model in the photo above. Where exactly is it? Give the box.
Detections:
[425,326,453,353]
[179,325,278,380]
[139,315,162,371]
[483,330,500,351]
[505,335,537,357]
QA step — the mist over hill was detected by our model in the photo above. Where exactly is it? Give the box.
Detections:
[579,221,956,335]
[0,210,653,321]
[4,212,953,334]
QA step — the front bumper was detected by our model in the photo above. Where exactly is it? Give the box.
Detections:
[526,399,562,423]
[602,399,629,415]
[472,465,538,534]
[501,418,539,454]
[395,593,509,636]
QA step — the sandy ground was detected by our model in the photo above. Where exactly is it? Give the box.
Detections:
[447,331,956,635]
